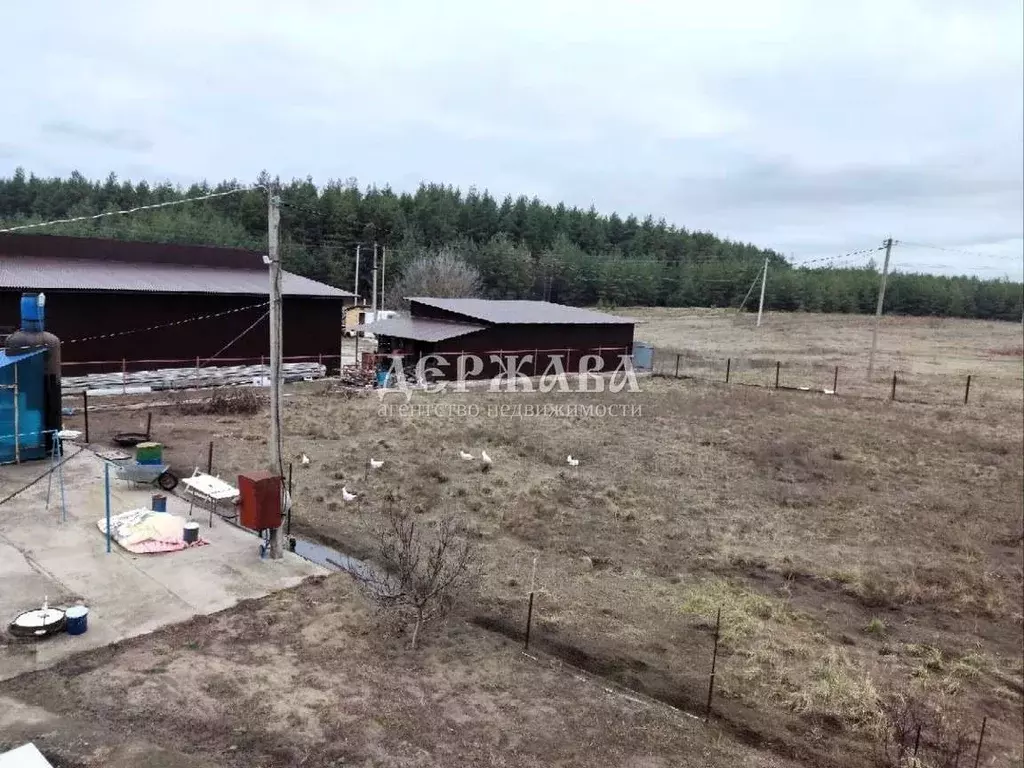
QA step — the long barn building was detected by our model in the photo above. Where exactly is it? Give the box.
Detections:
[0,234,356,374]
[361,297,635,380]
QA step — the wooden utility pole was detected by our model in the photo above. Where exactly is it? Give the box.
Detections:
[867,237,893,381]
[353,244,361,301]
[380,245,387,311]
[371,242,379,323]
[756,256,769,327]
[266,193,284,559]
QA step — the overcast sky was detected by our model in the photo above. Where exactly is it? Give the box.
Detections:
[3,1,1022,277]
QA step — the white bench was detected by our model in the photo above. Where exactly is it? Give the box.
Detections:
[180,469,240,526]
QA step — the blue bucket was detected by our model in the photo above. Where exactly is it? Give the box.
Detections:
[151,494,167,512]
[375,370,389,388]
[65,605,89,635]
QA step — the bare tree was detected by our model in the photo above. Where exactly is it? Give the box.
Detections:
[875,691,977,768]
[347,503,475,649]
[387,248,483,309]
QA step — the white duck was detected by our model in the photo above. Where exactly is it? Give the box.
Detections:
[459,450,475,461]
[481,450,493,466]
[567,455,579,467]
[369,458,384,469]
[341,486,358,502]
[300,454,310,466]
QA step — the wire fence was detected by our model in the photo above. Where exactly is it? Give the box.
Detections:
[650,347,1019,409]
[513,589,994,768]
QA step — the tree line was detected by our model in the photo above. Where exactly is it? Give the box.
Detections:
[0,169,1020,321]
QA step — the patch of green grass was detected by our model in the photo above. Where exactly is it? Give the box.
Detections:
[863,617,886,635]
[826,568,858,585]
[680,578,794,648]
[785,648,880,727]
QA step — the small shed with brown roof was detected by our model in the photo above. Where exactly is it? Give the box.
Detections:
[0,233,357,374]
[355,297,635,380]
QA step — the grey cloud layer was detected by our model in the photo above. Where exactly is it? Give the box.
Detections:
[1,0,1020,276]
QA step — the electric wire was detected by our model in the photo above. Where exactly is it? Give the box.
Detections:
[0,187,261,234]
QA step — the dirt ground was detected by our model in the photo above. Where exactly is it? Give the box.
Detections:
[0,577,802,768]
[34,311,1024,767]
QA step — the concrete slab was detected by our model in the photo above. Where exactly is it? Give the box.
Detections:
[0,450,325,681]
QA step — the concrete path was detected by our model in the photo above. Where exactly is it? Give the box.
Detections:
[0,449,325,682]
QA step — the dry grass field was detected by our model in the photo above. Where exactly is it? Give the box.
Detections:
[35,310,1024,767]
[623,308,1023,408]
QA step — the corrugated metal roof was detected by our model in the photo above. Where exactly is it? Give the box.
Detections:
[408,298,635,325]
[351,316,484,342]
[0,348,45,369]
[0,256,352,297]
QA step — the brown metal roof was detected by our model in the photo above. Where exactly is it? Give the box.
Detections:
[408,297,635,325]
[0,232,260,269]
[351,316,484,342]
[0,255,352,297]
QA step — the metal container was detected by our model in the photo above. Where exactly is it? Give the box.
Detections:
[632,342,654,371]
[238,472,282,530]
[64,605,89,635]
[183,522,200,544]
[151,494,167,512]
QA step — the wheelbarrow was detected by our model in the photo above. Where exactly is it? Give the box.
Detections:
[104,459,178,491]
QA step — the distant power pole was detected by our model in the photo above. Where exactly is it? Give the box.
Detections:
[266,193,283,560]
[380,245,387,311]
[867,237,893,381]
[371,242,379,323]
[756,257,769,327]
[353,244,361,301]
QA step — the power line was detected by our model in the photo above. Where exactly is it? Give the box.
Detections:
[3,302,269,352]
[0,187,261,234]
[895,240,1024,262]
[790,245,884,267]
[204,310,270,362]
[795,256,877,271]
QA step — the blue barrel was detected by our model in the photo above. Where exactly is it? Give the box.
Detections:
[151,494,167,512]
[375,370,389,388]
[65,605,89,635]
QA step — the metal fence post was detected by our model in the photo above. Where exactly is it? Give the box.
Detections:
[104,463,111,554]
[675,354,681,378]
[774,361,781,389]
[964,374,972,405]
[725,358,731,383]
[286,462,293,537]
[82,390,89,443]
[833,366,839,395]
[891,370,898,401]
[973,716,987,768]
[524,592,535,651]
[704,606,721,723]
